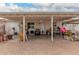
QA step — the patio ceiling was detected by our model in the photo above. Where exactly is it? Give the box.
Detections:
[64,18,79,24]
[0,15,51,22]
[53,16,73,23]
[0,12,79,24]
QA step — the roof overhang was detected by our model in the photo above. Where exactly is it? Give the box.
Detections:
[0,12,79,17]
[0,12,79,15]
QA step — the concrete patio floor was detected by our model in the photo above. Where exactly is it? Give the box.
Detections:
[0,36,79,55]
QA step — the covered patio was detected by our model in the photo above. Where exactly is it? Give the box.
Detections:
[0,12,52,42]
[0,12,79,54]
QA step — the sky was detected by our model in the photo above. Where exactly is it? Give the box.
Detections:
[0,3,79,12]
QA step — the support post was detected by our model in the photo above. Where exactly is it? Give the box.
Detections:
[51,16,53,42]
[23,16,26,41]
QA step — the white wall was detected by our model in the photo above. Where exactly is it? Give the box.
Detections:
[63,24,79,33]
[5,22,19,34]
[74,24,79,31]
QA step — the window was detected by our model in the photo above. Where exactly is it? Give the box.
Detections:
[27,22,35,29]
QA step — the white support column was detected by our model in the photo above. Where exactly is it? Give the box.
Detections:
[51,16,53,42]
[23,16,26,41]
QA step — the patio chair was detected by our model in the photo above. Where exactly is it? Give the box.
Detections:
[35,29,40,35]
[73,31,79,41]
[64,30,74,41]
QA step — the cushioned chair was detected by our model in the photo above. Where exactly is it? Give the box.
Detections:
[46,29,51,35]
[35,29,40,35]
[64,30,74,41]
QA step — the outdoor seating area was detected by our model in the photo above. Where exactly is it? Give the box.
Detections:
[0,14,51,42]
[27,28,51,36]
[64,30,79,41]
[53,16,79,41]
